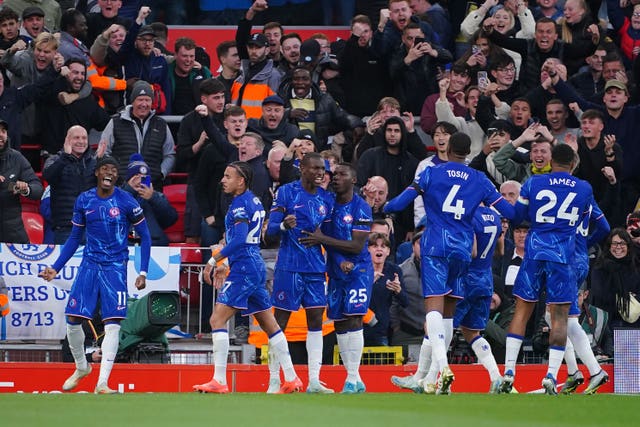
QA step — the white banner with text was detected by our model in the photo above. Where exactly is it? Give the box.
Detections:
[0,244,181,340]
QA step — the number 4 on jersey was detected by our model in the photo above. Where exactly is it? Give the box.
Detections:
[443,185,465,220]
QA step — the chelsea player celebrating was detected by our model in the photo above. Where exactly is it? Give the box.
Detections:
[299,163,373,393]
[384,133,515,394]
[40,156,151,394]
[266,152,335,393]
[501,143,595,395]
[194,162,302,394]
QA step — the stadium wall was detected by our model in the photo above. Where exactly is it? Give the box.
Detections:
[0,363,614,394]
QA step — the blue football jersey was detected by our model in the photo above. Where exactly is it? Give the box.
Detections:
[573,197,606,271]
[71,187,145,264]
[470,206,502,273]
[224,190,266,269]
[321,193,372,278]
[270,180,334,272]
[516,171,593,264]
[416,162,506,261]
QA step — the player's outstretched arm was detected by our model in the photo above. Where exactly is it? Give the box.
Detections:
[383,185,419,214]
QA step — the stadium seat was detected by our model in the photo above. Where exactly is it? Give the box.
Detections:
[168,243,202,306]
[21,212,44,244]
[163,184,188,243]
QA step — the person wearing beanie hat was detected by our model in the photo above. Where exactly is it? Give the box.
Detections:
[40,145,152,394]
[129,80,154,104]
[123,6,172,114]
[101,78,175,190]
[123,153,177,246]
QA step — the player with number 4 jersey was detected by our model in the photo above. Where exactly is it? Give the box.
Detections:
[384,133,515,395]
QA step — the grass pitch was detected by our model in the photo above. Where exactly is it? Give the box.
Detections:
[2,393,637,427]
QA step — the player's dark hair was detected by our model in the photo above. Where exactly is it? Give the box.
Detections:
[335,162,356,177]
[551,143,575,166]
[580,109,604,123]
[448,132,471,156]
[301,151,324,167]
[228,161,253,189]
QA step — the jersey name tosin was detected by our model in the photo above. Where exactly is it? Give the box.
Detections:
[446,170,469,180]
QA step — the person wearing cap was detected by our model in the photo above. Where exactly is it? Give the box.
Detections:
[122,153,177,246]
[278,67,363,151]
[552,68,640,227]
[42,126,98,244]
[37,57,110,155]
[246,94,299,147]
[231,2,284,120]
[236,0,284,63]
[101,79,175,191]
[118,7,171,114]
[230,30,283,119]
[40,155,151,394]
[0,117,44,243]
[7,1,60,34]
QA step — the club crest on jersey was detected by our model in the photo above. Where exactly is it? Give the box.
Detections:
[109,207,120,217]
[319,205,327,216]
[343,214,353,224]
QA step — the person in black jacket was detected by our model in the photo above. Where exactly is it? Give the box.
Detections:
[42,125,97,244]
[356,116,419,242]
[278,67,364,151]
[0,119,44,243]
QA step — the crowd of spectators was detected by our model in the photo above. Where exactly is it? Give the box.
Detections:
[1,0,640,363]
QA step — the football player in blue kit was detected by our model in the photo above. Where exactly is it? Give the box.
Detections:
[266,152,335,393]
[384,133,515,394]
[40,156,151,394]
[555,198,611,394]
[299,163,373,394]
[501,143,595,395]
[193,162,302,394]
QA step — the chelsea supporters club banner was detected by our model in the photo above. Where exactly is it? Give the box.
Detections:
[0,244,181,340]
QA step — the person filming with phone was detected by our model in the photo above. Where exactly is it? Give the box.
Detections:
[122,153,177,246]
[389,22,452,116]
